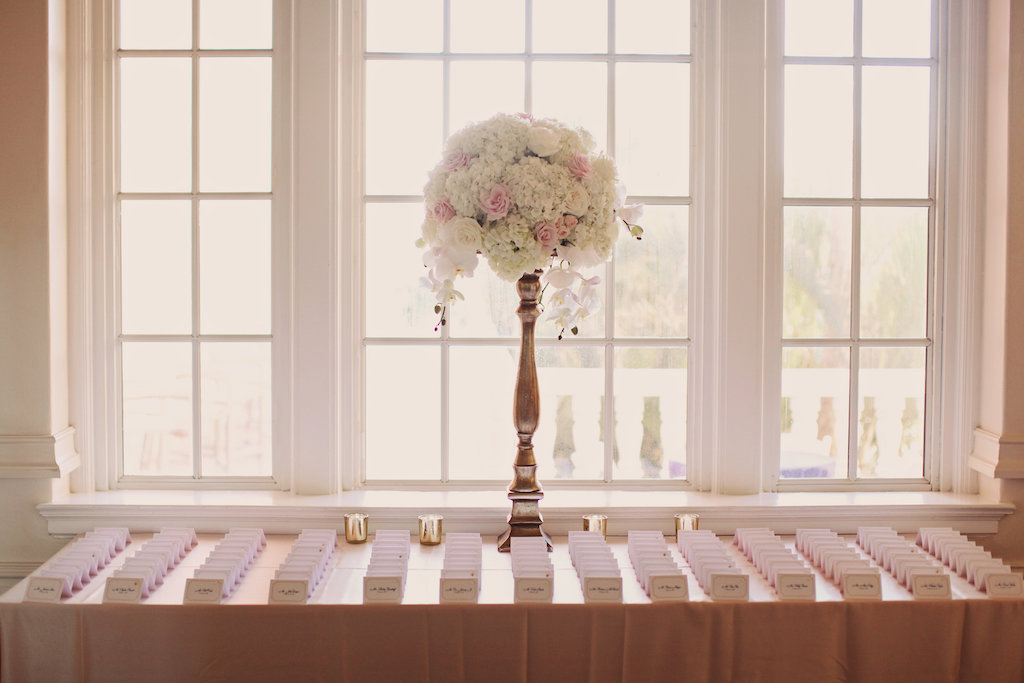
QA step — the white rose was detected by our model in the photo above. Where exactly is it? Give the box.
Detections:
[439,216,483,252]
[562,188,590,217]
[527,126,561,157]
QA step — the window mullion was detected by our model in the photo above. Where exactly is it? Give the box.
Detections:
[190,0,202,480]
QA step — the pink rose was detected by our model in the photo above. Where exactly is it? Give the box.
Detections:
[480,184,513,221]
[533,221,559,249]
[442,152,469,172]
[568,153,592,178]
[562,214,578,229]
[431,199,456,223]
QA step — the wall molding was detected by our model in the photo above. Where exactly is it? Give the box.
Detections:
[0,426,80,478]
[969,427,1024,478]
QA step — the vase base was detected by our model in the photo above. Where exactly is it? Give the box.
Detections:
[496,522,553,552]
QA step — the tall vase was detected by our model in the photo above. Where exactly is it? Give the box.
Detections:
[497,271,553,552]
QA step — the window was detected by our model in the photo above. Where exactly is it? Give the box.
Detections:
[74,0,977,497]
[114,0,276,483]
[360,0,692,485]
[769,0,939,487]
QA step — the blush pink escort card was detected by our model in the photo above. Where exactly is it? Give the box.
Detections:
[626,530,688,602]
[363,530,410,603]
[26,527,130,603]
[677,530,748,601]
[269,528,337,604]
[569,531,623,603]
[510,537,554,603]
[440,532,482,603]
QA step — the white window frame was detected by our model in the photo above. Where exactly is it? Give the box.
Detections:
[67,0,984,499]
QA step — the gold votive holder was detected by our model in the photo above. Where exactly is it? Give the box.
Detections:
[418,514,443,545]
[582,514,608,538]
[344,513,368,543]
[674,513,700,539]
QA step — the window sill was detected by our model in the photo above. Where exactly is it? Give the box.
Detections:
[39,489,1013,538]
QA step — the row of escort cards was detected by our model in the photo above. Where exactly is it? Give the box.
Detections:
[15,525,1022,605]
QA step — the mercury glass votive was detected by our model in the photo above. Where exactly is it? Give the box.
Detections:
[674,513,699,539]
[418,514,443,545]
[344,513,368,543]
[582,514,608,538]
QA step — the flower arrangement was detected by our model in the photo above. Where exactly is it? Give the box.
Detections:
[418,113,643,337]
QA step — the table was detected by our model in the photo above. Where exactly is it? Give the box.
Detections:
[3,533,1024,682]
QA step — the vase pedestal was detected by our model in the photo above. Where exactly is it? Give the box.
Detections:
[497,271,553,552]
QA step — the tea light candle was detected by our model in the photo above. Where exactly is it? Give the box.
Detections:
[344,513,368,544]
[418,514,443,545]
[582,514,608,538]
[674,513,699,538]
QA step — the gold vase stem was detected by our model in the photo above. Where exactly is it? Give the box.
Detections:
[498,271,552,551]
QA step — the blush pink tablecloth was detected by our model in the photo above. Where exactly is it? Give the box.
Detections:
[4,600,1024,682]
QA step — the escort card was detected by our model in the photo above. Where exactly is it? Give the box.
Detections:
[985,572,1024,598]
[776,572,816,601]
[648,574,689,602]
[103,577,145,603]
[363,575,403,603]
[583,576,623,603]
[709,572,749,601]
[440,577,480,603]
[842,572,882,600]
[269,579,310,604]
[514,576,554,603]
[24,576,66,603]
[911,573,952,599]
[183,578,224,604]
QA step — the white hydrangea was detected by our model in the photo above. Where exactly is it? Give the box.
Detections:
[419,113,640,335]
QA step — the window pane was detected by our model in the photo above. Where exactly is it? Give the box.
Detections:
[449,346,516,480]
[450,0,524,53]
[201,342,272,476]
[863,0,931,58]
[532,62,608,149]
[616,63,689,196]
[535,346,605,480]
[365,203,438,337]
[119,0,191,49]
[616,0,690,55]
[199,0,272,49]
[533,0,607,53]
[784,65,852,198]
[366,0,442,53]
[449,61,525,133]
[365,346,441,480]
[120,58,192,193]
[615,205,688,338]
[783,206,851,339]
[199,200,271,334]
[199,57,272,192]
[860,207,928,339]
[780,346,850,479]
[122,342,193,477]
[365,61,442,195]
[861,66,930,199]
[120,200,192,335]
[613,347,686,480]
[784,0,853,57]
[857,347,925,478]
